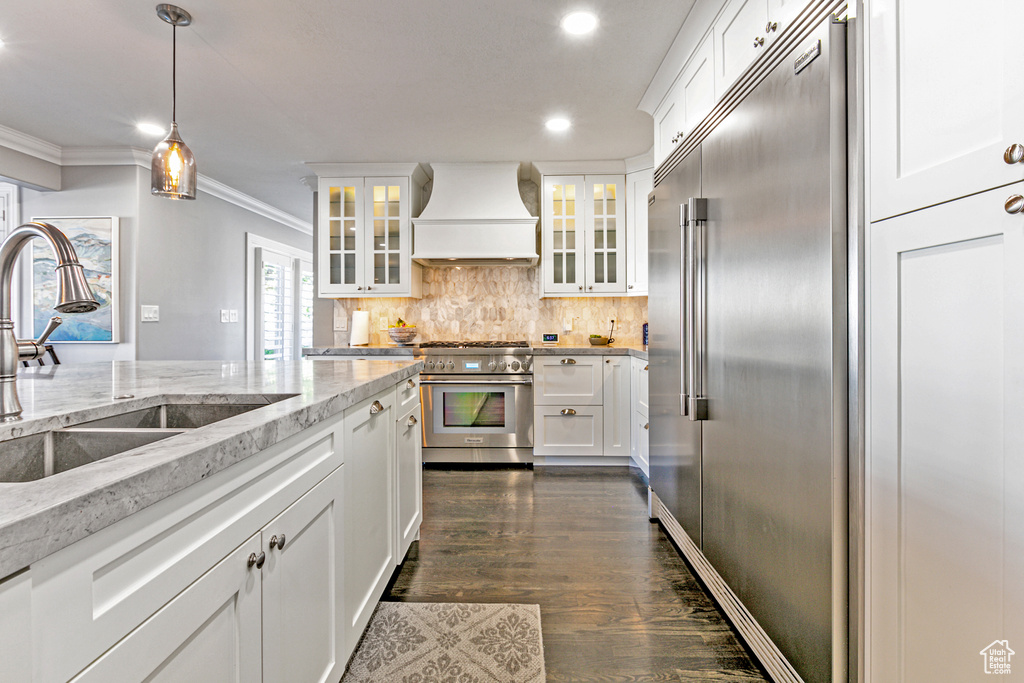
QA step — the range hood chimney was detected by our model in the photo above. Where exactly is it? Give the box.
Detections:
[412,162,539,266]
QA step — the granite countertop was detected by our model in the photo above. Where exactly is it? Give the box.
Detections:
[0,359,421,578]
[304,343,649,360]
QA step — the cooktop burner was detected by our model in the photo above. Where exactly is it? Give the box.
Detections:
[418,340,529,349]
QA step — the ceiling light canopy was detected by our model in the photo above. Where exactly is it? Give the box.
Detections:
[561,11,598,35]
[151,4,197,200]
[546,117,571,132]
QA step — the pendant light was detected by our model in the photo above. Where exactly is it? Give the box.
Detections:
[151,4,196,200]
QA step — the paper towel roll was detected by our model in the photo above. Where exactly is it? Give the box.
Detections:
[350,310,370,346]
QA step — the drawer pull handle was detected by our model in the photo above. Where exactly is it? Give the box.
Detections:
[561,408,577,416]
[407,415,418,427]
[269,534,286,550]
[370,400,384,414]
[560,358,577,365]
[1004,143,1024,164]
[407,379,416,389]
[248,551,266,569]
[1005,194,1024,214]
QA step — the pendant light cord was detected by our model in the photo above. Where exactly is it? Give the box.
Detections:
[172,24,177,123]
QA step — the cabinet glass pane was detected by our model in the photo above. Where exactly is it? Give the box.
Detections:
[595,253,605,283]
[595,224,604,249]
[388,253,400,283]
[344,254,355,284]
[388,186,401,216]
[554,227,563,250]
[344,186,356,217]
[566,220,575,248]
[374,253,384,283]
[344,233,355,251]
[554,253,563,283]
[607,253,616,283]
[330,254,341,284]
[566,253,576,283]
[329,187,341,218]
[607,218,616,247]
[330,220,341,251]
[388,220,400,248]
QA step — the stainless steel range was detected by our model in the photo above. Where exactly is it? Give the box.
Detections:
[415,341,533,465]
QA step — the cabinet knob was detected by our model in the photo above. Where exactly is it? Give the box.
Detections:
[561,408,577,416]
[406,379,416,389]
[248,551,266,569]
[753,36,765,47]
[644,364,649,371]
[1006,195,1024,214]
[1004,143,1024,164]
[628,284,634,289]
[407,415,418,427]
[370,400,384,414]
[560,358,577,365]
[579,285,584,291]
[357,286,363,291]
[269,534,286,550]
[644,423,650,430]
[766,21,778,32]
[366,286,372,291]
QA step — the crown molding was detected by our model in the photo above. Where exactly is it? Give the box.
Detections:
[198,175,312,234]
[0,124,62,165]
[305,162,431,189]
[625,149,655,174]
[61,146,152,167]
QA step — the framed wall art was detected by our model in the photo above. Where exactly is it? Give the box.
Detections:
[30,216,119,343]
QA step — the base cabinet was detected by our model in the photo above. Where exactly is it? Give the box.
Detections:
[342,389,396,656]
[395,401,423,561]
[534,405,605,456]
[630,357,650,476]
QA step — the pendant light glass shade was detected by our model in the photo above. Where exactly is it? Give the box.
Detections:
[151,122,196,199]
[151,5,196,200]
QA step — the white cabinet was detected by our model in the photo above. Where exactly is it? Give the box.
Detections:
[654,34,717,168]
[602,357,631,457]
[533,355,604,405]
[625,168,653,295]
[867,182,1024,681]
[342,387,396,655]
[262,467,346,683]
[630,358,650,476]
[69,534,264,683]
[868,0,1024,221]
[315,165,428,298]
[534,405,604,456]
[713,0,770,93]
[395,400,422,562]
[541,175,627,296]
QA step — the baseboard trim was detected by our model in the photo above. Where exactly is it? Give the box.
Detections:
[651,492,805,683]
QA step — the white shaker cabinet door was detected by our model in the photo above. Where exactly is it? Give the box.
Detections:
[262,466,346,683]
[714,0,769,94]
[69,534,263,683]
[342,389,396,655]
[603,356,631,457]
[395,400,423,562]
[868,0,1024,221]
[867,182,1024,681]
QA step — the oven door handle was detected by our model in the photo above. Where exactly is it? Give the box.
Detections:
[420,378,533,386]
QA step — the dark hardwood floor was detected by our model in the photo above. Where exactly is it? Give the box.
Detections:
[384,466,767,682]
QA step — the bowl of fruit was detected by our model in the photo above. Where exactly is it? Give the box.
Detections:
[388,319,417,345]
[588,334,609,346]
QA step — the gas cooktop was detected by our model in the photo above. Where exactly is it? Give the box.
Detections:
[418,340,529,349]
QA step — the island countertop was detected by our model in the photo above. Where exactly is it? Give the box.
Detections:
[0,359,421,578]
[304,343,649,360]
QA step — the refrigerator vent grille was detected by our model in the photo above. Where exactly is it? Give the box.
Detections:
[655,0,849,185]
[654,494,805,683]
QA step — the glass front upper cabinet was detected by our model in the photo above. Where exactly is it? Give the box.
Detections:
[542,174,626,296]
[318,176,411,296]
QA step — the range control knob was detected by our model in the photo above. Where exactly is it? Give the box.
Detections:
[447,361,456,371]
[498,361,507,371]
[488,360,498,371]
[511,361,521,371]
[521,360,531,372]
[426,361,435,370]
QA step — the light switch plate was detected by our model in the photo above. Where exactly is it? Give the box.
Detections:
[220,309,230,323]
[334,309,347,331]
[141,305,159,322]
[229,309,238,323]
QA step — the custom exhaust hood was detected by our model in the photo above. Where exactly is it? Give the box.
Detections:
[412,162,539,266]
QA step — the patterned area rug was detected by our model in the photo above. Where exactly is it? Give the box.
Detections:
[341,602,546,683]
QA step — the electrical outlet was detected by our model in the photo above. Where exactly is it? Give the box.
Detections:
[563,318,573,332]
[379,316,388,331]
[220,309,230,323]
[141,305,159,322]
[229,310,238,323]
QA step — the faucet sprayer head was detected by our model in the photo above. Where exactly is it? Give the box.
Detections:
[54,263,100,314]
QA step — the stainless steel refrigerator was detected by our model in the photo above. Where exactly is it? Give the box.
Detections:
[649,16,848,683]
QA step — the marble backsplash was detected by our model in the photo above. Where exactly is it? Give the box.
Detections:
[331,266,647,346]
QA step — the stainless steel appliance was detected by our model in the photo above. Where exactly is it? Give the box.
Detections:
[649,16,848,683]
[416,341,533,464]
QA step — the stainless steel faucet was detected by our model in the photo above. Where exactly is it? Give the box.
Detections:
[1,222,99,421]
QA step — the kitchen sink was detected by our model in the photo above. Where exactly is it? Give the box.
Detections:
[0,394,299,483]
[0,428,185,483]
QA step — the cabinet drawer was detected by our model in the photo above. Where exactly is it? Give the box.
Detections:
[398,374,420,409]
[533,356,603,405]
[32,416,344,683]
[533,406,604,456]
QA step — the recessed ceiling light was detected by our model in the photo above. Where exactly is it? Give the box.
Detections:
[546,117,571,132]
[137,122,167,137]
[0,37,6,49]
[561,11,598,35]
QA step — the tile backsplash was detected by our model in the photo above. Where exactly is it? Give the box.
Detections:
[330,266,647,346]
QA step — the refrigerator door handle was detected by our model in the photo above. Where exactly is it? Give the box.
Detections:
[680,202,689,416]
[687,197,709,421]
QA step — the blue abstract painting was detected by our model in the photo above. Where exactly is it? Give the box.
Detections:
[31,217,118,343]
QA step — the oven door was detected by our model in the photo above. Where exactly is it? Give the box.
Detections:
[420,375,534,449]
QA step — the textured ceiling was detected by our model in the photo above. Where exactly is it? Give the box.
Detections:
[0,0,694,222]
